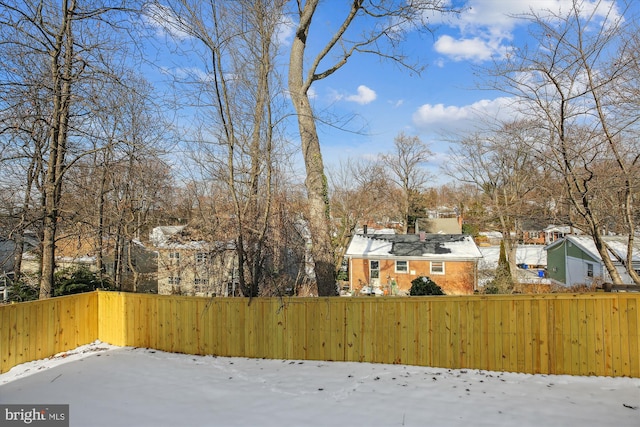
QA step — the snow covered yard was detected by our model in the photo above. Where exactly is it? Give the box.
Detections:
[1,342,639,427]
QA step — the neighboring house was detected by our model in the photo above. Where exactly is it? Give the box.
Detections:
[150,226,187,246]
[103,239,158,293]
[545,235,640,287]
[519,230,546,245]
[150,226,238,297]
[345,232,482,295]
[518,220,547,245]
[543,224,582,245]
[18,233,157,293]
[415,217,462,234]
[415,209,462,235]
[476,231,503,246]
[21,251,97,279]
[0,238,17,274]
[0,232,38,275]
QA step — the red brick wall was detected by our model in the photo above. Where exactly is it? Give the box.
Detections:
[349,258,477,295]
[521,231,545,245]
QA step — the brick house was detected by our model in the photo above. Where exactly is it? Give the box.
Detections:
[345,233,482,295]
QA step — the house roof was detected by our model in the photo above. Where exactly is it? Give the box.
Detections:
[149,226,187,247]
[545,235,640,263]
[543,224,583,234]
[479,245,547,270]
[345,233,482,260]
[150,226,235,251]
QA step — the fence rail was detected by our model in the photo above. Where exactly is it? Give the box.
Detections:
[2,291,639,377]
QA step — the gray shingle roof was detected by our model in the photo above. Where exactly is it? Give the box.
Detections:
[365,234,465,256]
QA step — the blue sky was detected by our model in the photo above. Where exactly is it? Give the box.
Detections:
[295,0,628,183]
[142,0,629,185]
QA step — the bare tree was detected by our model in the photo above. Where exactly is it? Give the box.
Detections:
[0,81,48,282]
[0,0,137,298]
[328,158,394,271]
[287,0,452,295]
[152,0,289,296]
[446,120,542,275]
[380,132,432,234]
[488,0,639,285]
[63,72,172,291]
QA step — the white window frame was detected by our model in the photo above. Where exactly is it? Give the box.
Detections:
[430,261,445,275]
[395,260,409,274]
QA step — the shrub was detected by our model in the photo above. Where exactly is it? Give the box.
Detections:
[53,266,112,297]
[8,278,39,302]
[409,276,445,296]
[482,284,500,294]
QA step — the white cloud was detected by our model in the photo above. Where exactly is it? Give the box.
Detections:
[455,0,620,31]
[435,0,622,63]
[345,85,377,105]
[434,35,494,62]
[276,15,296,47]
[163,66,215,83]
[412,97,517,130]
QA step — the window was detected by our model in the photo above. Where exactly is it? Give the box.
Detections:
[369,260,380,279]
[196,252,209,263]
[529,231,540,239]
[169,252,180,260]
[430,261,445,275]
[395,260,408,273]
[586,263,593,278]
[168,276,181,285]
[194,278,208,285]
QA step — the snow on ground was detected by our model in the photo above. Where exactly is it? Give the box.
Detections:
[1,341,639,427]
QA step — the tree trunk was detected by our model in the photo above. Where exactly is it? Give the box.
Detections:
[592,231,624,285]
[289,2,338,296]
[40,0,75,299]
[290,94,336,295]
[289,28,336,295]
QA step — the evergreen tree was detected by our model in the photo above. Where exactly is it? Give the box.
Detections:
[486,240,513,294]
[409,276,445,296]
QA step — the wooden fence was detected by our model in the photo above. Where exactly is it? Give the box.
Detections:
[0,292,98,374]
[2,291,639,377]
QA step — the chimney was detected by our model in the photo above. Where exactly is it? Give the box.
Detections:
[363,225,368,235]
[419,231,426,241]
